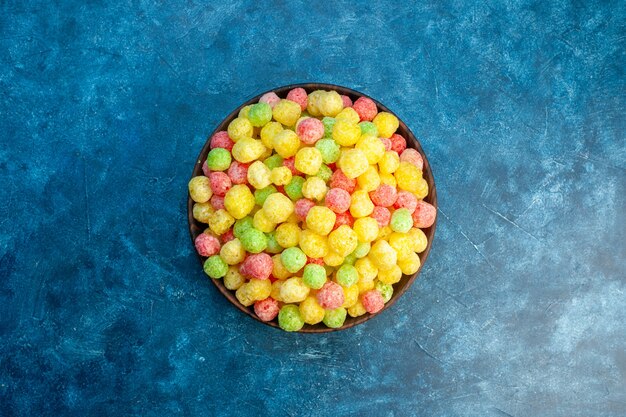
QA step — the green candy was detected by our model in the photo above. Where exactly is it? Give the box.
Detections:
[302,264,327,289]
[265,232,283,254]
[353,242,371,258]
[247,102,273,127]
[359,121,378,137]
[390,208,413,233]
[264,154,284,170]
[239,228,268,254]
[315,138,341,164]
[254,185,277,206]
[376,281,394,303]
[281,247,307,273]
[203,255,228,279]
[206,148,232,172]
[233,216,254,238]
[343,252,357,266]
[323,307,347,328]
[278,305,305,332]
[322,117,336,138]
[284,176,306,201]
[315,164,332,182]
[335,264,358,287]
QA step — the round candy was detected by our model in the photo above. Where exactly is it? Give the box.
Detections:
[329,169,356,193]
[210,131,234,151]
[263,193,294,223]
[357,166,381,192]
[272,255,292,280]
[352,97,378,121]
[353,241,371,258]
[325,188,351,214]
[353,217,379,242]
[408,227,428,253]
[332,119,361,146]
[394,162,422,193]
[359,121,378,137]
[324,251,344,267]
[379,173,397,188]
[240,253,273,280]
[390,208,413,233]
[317,281,345,309]
[253,209,276,233]
[284,176,305,200]
[247,160,272,190]
[273,99,301,127]
[227,117,253,142]
[388,232,412,261]
[259,92,281,108]
[380,137,392,151]
[286,87,308,111]
[254,185,277,206]
[278,305,305,332]
[371,206,391,228]
[315,138,341,164]
[294,198,316,221]
[208,209,235,235]
[203,255,228,279]
[227,161,249,184]
[221,229,235,243]
[296,117,324,145]
[281,247,307,273]
[224,266,245,290]
[254,297,279,322]
[307,90,323,116]
[394,191,418,213]
[327,225,358,257]
[356,134,386,164]
[378,151,400,175]
[398,251,421,275]
[342,284,359,308]
[302,264,327,289]
[350,190,374,218]
[361,290,385,313]
[238,105,251,119]
[370,184,397,207]
[301,176,327,201]
[188,176,213,203]
[336,107,360,124]
[195,233,220,257]
[209,172,232,197]
[389,133,407,154]
[206,148,232,172]
[272,130,300,158]
[348,300,367,317]
[369,240,397,270]
[202,160,210,177]
[264,154,284,170]
[220,238,245,265]
[299,296,325,325]
[323,307,347,328]
[322,116,336,138]
[270,166,292,186]
[372,112,399,138]
[333,211,354,230]
[340,95,353,108]
[306,206,336,236]
[318,90,344,117]
[338,149,369,179]
[378,264,402,285]
[307,257,324,266]
[375,281,393,303]
[316,164,333,182]
[294,147,323,175]
[260,122,283,149]
[210,195,225,210]
[233,216,254,238]
[412,200,437,228]
[355,257,378,281]
[231,138,266,163]
[265,231,283,254]
[224,184,255,219]
[280,277,310,303]
[239,228,268,253]
[377,226,393,241]
[400,148,424,170]
[299,230,329,258]
[335,264,358,287]
[275,222,300,248]
[247,102,272,127]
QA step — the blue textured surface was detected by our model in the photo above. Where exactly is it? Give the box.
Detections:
[1,1,624,416]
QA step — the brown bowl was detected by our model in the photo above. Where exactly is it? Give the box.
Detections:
[188,83,437,333]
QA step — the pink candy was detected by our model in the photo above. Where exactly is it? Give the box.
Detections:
[394,191,417,213]
[371,206,391,228]
[254,297,279,322]
[283,157,299,175]
[294,198,316,221]
[195,233,220,257]
[325,188,351,213]
[380,137,392,151]
[369,184,397,207]
[307,257,324,265]
[411,200,436,228]
[240,253,273,280]
[221,229,235,243]
[296,118,324,145]
[209,172,232,196]
[259,92,281,108]
[329,169,356,194]
[340,95,352,108]
[210,131,234,151]
[400,148,424,170]
[361,290,385,314]
[210,195,225,210]
[227,161,249,184]
[352,97,378,122]
[389,133,407,154]
[202,160,211,177]
[333,211,354,230]
[317,281,345,309]
[286,88,308,111]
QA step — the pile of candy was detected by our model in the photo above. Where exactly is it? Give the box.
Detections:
[189,87,436,331]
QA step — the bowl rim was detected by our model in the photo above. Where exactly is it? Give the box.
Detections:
[188,82,437,333]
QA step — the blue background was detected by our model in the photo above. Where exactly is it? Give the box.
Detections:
[1,1,624,416]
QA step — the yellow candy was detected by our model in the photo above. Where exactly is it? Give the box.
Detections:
[394,162,423,193]
[299,230,329,258]
[247,160,272,190]
[227,117,253,142]
[318,90,344,117]
[301,176,327,201]
[295,147,323,175]
[332,120,361,147]
[235,284,255,306]
[295,116,310,129]
[262,193,294,223]
[270,280,284,301]
[299,296,325,324]
[328,225,358,257]
[398,251,421,275]
[224,184,255,219]
[188,176,213,203]
[272,254,293,280]
[377,226,393,241]
[272,99,301,127]
[356,134,385,164]
[323,251,344,267]
[232,138,266,163]
[286,212,300,224]
[338,148,369,179]
[355,256,378,281]
[357,165,381,192]
[224,266,245,290]
[342,285,359,308]
[275,223,301,248]
[271,129,300,158]
[238,105,252,119]
[306,206,336,236]
[306,90,323,117]
[357,277,376,293]
[414,178,429,200]
[208,209,234,235]
[248,278,272,300]
[220,238,246,265]
[353,217,379,242]
[378,264,402,284]
[379,172,397,187]
[260,121,283,149]
[270,166,292,186]
[378,151,400,174]
[280,277,310,303]
[259,146,272,161]
[407,228,428,253]
[335,107,359,124]
[372,111,399,138]
[348,300,367,317]
[388,232,413,261]
[349,190,374,218]
[370,240,397,271]
[253,209,276,233]
[192,202,214,223]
